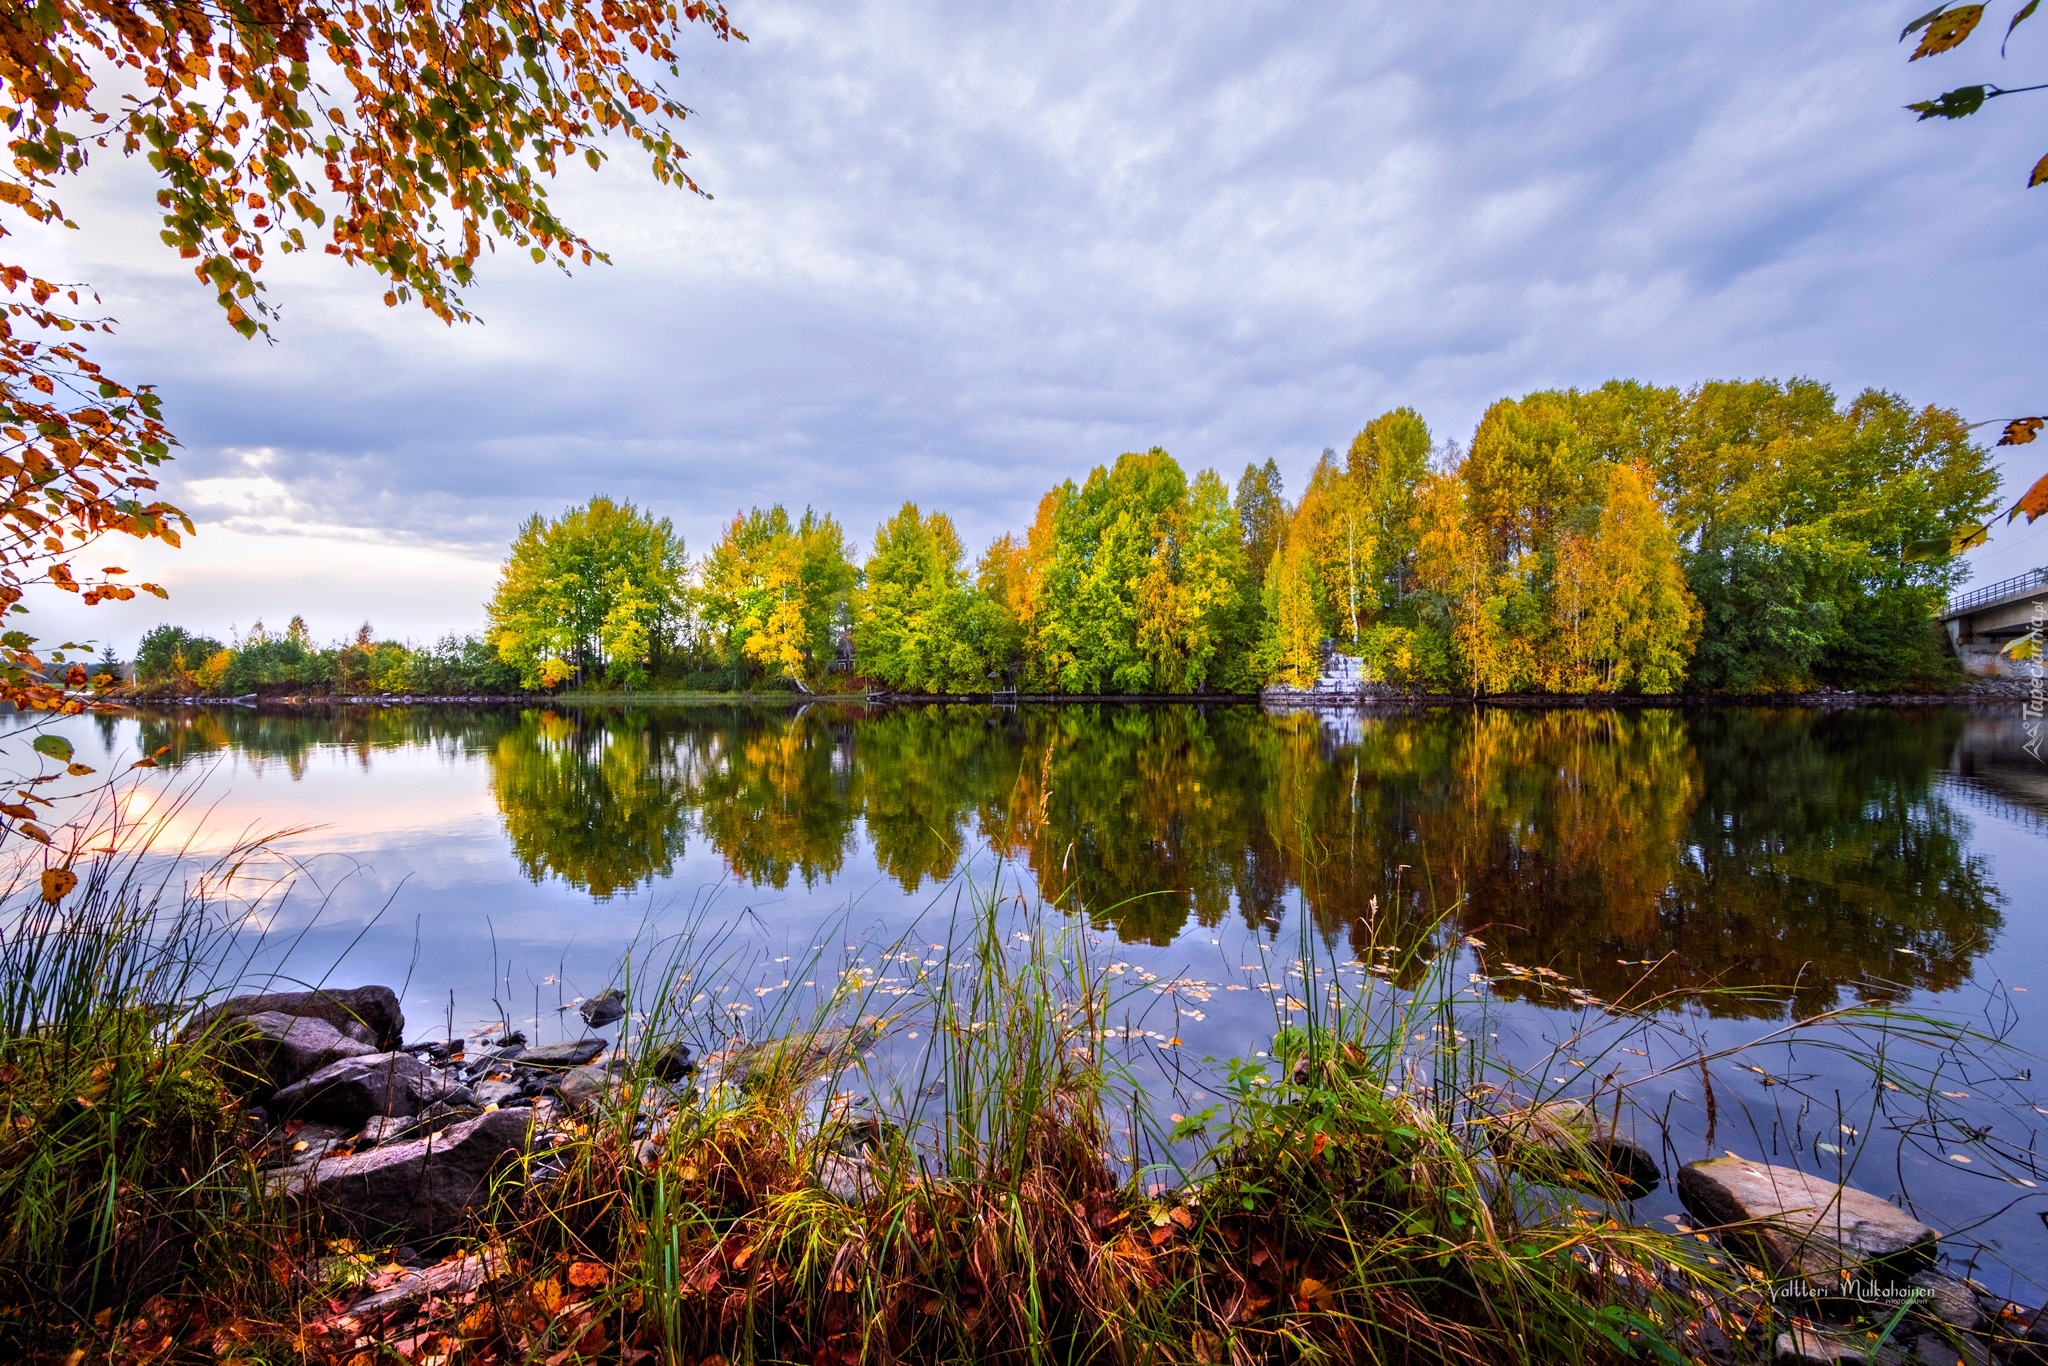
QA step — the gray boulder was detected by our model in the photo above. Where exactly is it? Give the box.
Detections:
[302,1106,533,1242]
[1774,1325,1906,1365]
[726,1023,878,1089]
[221,1011,377,1099]
[548,1065,616,1113]
[646,1040,695,1082]
[271,1051,474,1124]
[186,985,404,1050]
[1490,1098,1661,1199]
[472,1078,527,1108]
[1679,1157,1937,1279]
[578,988,625,1029]
[514,1038,606,1070]
[1904,1268,1987,1335]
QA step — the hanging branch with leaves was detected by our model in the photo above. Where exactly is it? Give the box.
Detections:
[0,0,741,713]
[1901,3,2048,184]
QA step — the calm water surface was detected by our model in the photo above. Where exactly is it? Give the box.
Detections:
[22,701,2048,1299]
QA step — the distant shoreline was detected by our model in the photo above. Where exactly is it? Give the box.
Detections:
[96,682,2019,711]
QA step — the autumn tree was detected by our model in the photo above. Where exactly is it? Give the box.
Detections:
[697,505,854,690]
[1411,472,1534,696]
[487,496,687,690]
[0,0,740,713]
[1258,532,1327,689]
[1135,469,1249,693]
[1545,463,1699,693]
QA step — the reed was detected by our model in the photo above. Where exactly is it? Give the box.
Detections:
[0,810,308,1356]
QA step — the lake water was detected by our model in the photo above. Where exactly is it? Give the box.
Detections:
[15,700,2048,1303]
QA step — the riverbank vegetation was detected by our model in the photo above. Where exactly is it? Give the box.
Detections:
[115,378,1997,702]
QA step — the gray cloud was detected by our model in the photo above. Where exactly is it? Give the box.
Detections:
[29,0,2048,642]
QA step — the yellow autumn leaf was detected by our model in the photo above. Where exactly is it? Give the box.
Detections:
[1913,5,1986,58]
[2032,152,2048,186]
[40,866,77,903]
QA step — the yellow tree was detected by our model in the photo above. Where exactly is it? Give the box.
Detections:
[1261,534,1326,689]
[699,506,853,689]
[1290,453,1374,652]
[1585,462,1700,693]
[1413,472,1531,695]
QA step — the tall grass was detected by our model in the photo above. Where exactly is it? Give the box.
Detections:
[466,872,1731,1366]
[0,808,299,1355]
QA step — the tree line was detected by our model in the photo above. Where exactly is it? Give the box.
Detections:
[127,376,1997,698]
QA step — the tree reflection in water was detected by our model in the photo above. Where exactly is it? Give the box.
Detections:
[135,701,2001,1018]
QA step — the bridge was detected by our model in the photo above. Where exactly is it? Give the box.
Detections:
[1942,567,2048,675]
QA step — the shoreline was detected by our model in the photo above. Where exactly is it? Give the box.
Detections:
[95,679,2024,712]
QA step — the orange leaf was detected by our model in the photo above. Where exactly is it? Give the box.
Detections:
[2032,151,2048,187]
[566,1261,609,1289]
[2006,471,2048,523]
[41,866,77,903]
[1999,416,2045,446]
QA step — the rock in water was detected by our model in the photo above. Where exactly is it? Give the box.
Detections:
[726,1023,878,1089]
[548,1065,614,1113]
[515,1039,607,1070]
[220,1011,378,1099]
[646,1040,695,1082]
[1490,1099,1662,1199]
[578,988,626,1029]
[1679,1157,1937,1278]
[303,1107,533,1242]
[1774,1325,1903,1365]
[185,985,404,1050]
[271,1052,475,1124]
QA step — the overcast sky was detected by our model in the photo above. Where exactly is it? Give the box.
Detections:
[21,1,2048,650]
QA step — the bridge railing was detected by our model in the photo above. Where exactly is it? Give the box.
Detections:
[1946,566,2048,617]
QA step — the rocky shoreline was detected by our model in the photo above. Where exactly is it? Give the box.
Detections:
[201,984,2048,1365]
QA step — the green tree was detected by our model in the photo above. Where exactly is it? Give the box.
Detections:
[856,503,1003,693]
[1234,459,1288,586]
[487,496,687,690]
[1027,450,1245,693]
[1644,381,1997,691]
[132,624,226,686]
